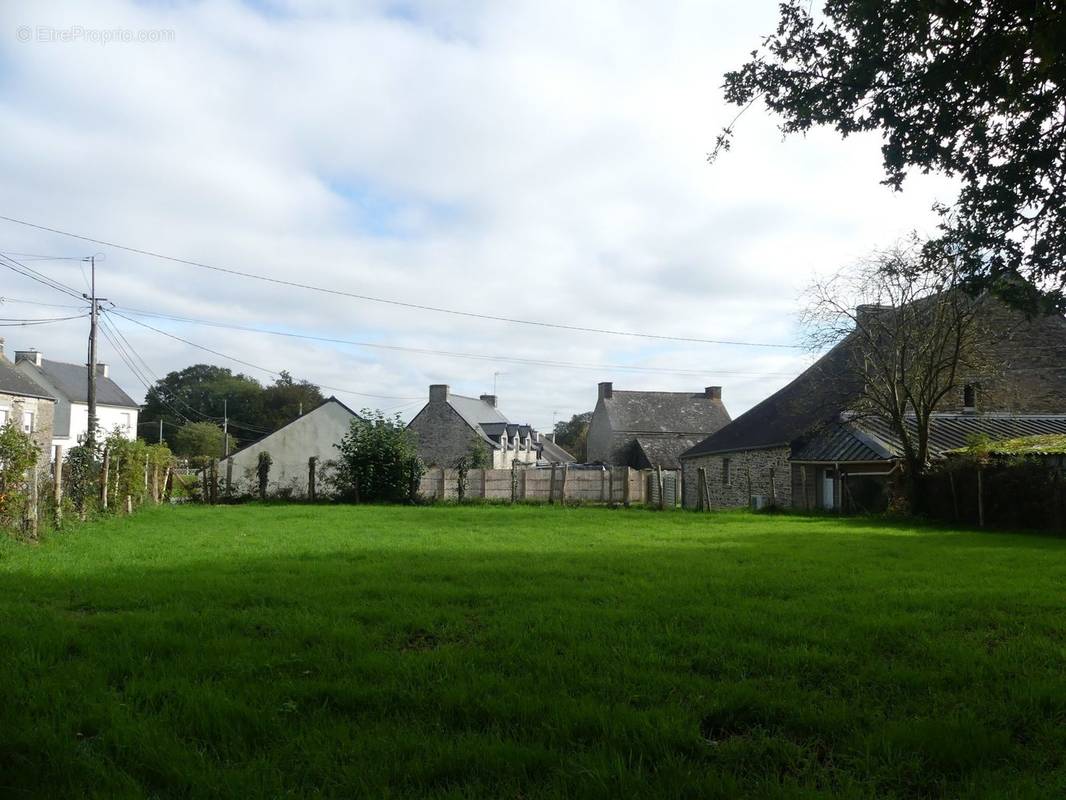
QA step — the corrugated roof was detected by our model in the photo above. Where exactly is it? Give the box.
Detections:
[604,391,731,435]
[793,414,1066,462]
[0,358,54,401]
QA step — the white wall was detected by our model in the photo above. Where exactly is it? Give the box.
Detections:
[222,400,357,496]
[57,402,138,449]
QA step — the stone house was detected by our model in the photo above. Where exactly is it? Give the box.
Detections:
[14,349,139,451]
[406,385,573,468]
[221,397,360,497]
[0,340,57,467]
[586,383,731,469]
[680,297,1066,510]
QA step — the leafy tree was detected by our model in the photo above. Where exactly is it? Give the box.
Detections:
[453,434,491,501]
[261,371,325,432]
[141,364,263,447]
[553,411,592,462]
[335,410,423,503]
[171,421,236,459]
[718,0,1066,310]
[0,421,39,531]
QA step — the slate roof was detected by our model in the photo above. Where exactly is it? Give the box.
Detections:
[792,414,1066,462]
[0,358,54,401]
[447,394,509,446]
[683,338,863,458]
[20,358,139,407]
[603,391,731,434]
[634,435,707,469]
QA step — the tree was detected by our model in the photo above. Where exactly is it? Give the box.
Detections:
[0,421,39,531]
[335,411,424,503]
[718,0,1066,310]
[453,434,491,502]
[141,365,264,448]
[553,412,592,462]
[171,421,236,459]
[802,239,994,508]
[261,371,325,432]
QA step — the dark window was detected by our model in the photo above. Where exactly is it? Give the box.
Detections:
[963,384,976,408]
[722,458,731,486]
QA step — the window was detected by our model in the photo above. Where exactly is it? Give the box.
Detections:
[22,410,34,434]
[121,412,131,432]
[722,458,731,486]
[963,383,977,409]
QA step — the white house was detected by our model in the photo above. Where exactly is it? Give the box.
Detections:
[221,397,360,497]
[13,350,140,451]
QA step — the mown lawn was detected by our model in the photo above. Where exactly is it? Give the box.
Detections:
[1,505,1064,799]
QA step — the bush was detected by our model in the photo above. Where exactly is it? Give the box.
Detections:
[0,422,39,532]
[336,411,424,503]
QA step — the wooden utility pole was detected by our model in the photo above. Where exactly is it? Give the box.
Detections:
[81,255,107,450]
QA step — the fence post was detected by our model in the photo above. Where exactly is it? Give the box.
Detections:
[100,447,110,510]
[608,467,615,507]
[657,465,665,510]
[53,445,64,528]
[438,466,447,502]
[548,463,557,504]
[696,467,704,511]
[560,464,568,504]
[162,465,172,502]
[143,455,149,497]
[677,467,683,509]
[977,467,985,528]
[480,467,487,499]
[769,466,777,508]
[521,465,528,500]
[23,466,38,540]
[601,466,608,503]
[210,460,220,504]
[125,494,133,515]
[623,466,631,507]
[511,460,518,503]
[308,456,317,501]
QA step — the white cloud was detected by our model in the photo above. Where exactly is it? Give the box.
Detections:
[0,0,956,432]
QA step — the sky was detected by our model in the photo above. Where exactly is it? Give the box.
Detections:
[0,0,957,433]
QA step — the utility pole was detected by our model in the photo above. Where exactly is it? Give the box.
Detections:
[222,399,229,460]
[159,419,163,444]
[82,255,107,450]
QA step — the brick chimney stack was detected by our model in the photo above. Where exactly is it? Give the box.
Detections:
[479,394,497,407]
[705,386,722,400]
[598,381,613,400]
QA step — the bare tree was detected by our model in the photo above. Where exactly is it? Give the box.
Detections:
[802,239,995,506]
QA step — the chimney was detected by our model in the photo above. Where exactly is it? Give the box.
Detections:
[95,363,109,379]
[705,386,722,400]
[479,394,497,408]
[598,381,613,400]
[15,349,43,367]
[429,384,449,403]
[855,304,892,330]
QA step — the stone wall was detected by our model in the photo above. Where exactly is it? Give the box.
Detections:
[407,399,486,468]
[0,392,55,469]
[681,446,791,509]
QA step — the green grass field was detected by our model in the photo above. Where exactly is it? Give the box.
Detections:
[2,505,1064,799]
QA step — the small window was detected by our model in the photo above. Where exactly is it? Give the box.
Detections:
[121,412,131,432]
[722,458,732,486]
[963,384,976,409]
[22,410,34,434]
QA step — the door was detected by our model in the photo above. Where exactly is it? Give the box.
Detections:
[822,468,836,510]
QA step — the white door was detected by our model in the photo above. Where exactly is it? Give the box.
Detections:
[822,469,835,509]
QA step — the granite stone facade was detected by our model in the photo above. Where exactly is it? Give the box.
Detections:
[681,446,791,509]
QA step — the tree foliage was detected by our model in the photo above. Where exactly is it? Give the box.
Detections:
[335,411,423,504]
[453,434,491,501]
[171,421,236,459]
[553,412,592,462]
[720,0,1066,308]
[141,365,324,448]
[0,421,39,530]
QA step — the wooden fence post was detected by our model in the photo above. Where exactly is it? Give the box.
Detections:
[696,467,705,511]
[53,446,64,528]
[657,465,665,510]
[977,467,985,528]
[601,467,608,503]
[125,494,133,515]
[438,466,447,502]
[100,447,110,511]
[24,466,38,540]
[210,460,219,504]
[608,467,615,507]
[480,467,487,499]
[143,455,149,497]
[623,466,632,507]
[162,466,172,502]
[560,464,568,504]
[308,456,318,501]
[510,461,518,503]
[769,466,777,508]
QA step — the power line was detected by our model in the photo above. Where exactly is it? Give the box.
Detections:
[0,295,88,310]
[103,309,423,403]
[0,215,804,349]
[111,305,800,378]
[0,314,88,326]
[0,253,85,300]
